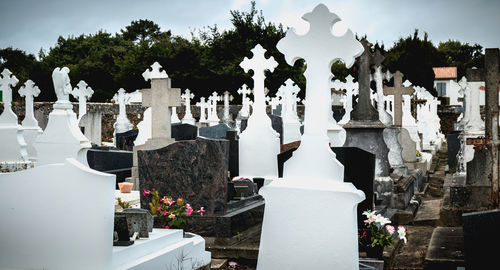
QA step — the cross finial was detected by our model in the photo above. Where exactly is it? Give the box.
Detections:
[142,62,168,81]
[383,71,414,127]
[18,80,40,100]
[18,80,41,127]
[72,81,93,100]
[0,68,19,107]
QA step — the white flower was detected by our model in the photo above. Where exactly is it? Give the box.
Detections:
[362,210,376,219]
[375,214,391,227]
[397,226,407,244]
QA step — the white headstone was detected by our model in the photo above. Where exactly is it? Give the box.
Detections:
[257,5,365,270]
[237,84,252,118]
[277,79,302,144]
[222,90,234,124]
[207,91,221,126]
[374,66,393,125]
[0,69,29,165]
[171,106,181,124]
[71,80,94,121]
[18,80,43,161]
[34,67,91,166]
[461,77,484,134]
[338,75,358,125]
[181,89,195,125]
[327,78,347,146]
[196,97,209,123]
[113,88,133,136]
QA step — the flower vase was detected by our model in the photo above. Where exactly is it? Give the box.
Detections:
[366,245,384,260]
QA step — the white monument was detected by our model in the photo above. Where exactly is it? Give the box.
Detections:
[0,69,29,169]
[134,107,152,146]
[18,80,43,162]
[338,75,358,125]
[34,67,91,166]
[238,44,280,179]
[171,106,181,124]
[71,80,94,121]
[207,91,221,126]
[181,89,195,125]
[113,88,133,137]
[277,78,302,144]
[222,90,234,124]
[327,78,346,146]
[374,66,393,126]
[257,5,365,270]
[237,84,252,118]
[196,97,209,124]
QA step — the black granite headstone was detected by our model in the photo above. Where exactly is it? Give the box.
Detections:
[171,123,198,141]
[278,146,375,225]
[87,148,132,186]
[226,130,239,179]
[199,123,231,139]
[447,130,461,169]
[240,114,283,144]
[115,129,138,151]
[462,209,500,269]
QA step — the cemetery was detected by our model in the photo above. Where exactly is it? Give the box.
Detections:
[0,1,499,270]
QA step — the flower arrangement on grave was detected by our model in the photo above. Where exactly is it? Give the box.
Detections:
[103,137,113,142]
[143,189,205,229]
[359,210,407,258]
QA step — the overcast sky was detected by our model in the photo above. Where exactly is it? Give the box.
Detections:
[1,0,499,56]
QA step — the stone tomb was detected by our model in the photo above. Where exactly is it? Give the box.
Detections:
[138,137,264,237]
[171,123,198,141]
[199,122,231,139]
[462,209,500,269]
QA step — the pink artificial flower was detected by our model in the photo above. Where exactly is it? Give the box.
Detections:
[163,210,167,216]
[197,207,205,216]
[164,225,170,229]
[168,213,176,219]
[386,225,395,235]
[186,207,193,216]
[156,206,161,211]
[166,198,174,206]
[143,189,151,196]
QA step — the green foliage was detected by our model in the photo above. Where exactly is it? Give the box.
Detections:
[437,40,484,78]
[116,197,131,210]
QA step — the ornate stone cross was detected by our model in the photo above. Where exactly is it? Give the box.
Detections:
[196,97,209,123]
[142,62,180,140]
[71,80,94,120]
[223,90,234,123]
[181,89,195,124]
[383,71,414,127]
[277,78,301,122]
[18,80,41,127]
[0,69,19,121]
[240,44,277,126]
[237,84,251,118]
[207,91,221,123]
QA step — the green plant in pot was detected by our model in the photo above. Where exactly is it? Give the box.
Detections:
[359,210,407,259]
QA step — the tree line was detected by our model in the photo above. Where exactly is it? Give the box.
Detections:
[0,2,485,103]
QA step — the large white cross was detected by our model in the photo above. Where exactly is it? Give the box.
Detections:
[181,89,195,122]
[207,91,221,122]
[115,88,129,119]
[338,75,359,125]
[240,44,277,125]
[237,84,252,118]
[18,80,41,127]
[71,80,94,120]
[277,4,363,138]
[383,71,414,127]
[196,97,209,123]
[0,69,19,119]
[277,78,301,122]
[223,90,234,122]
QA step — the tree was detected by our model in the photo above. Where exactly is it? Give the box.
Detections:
[120,19,167,44]
[438,40,484,78]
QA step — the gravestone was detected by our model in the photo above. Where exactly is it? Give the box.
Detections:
[113,88,133,137]
[196,97,209,124]
[327,79,347,146]
[87,147,133,185]
[113,215,134,246]
[338,75,358,125]
[78,111,102,146]
[238,44,280,179]
[462,209,500,269]
[237,84,252,119]
[227,130,239,179]
[240,114,284,145]
[277,78,302,144]
[257,5,365,269]
[133,107,151,146]
[181,89,195,125]
[374,65,392,126]
[115,129,138,151]
[222,90,234,125]
[18,79,43,161]
[71,80,93,121]
[117,208,153,238]
[199,122,231,139]
[171,123,198,141]
[207,91,221,126]
[344,40,390,178]
[0,69,29,168]
[170,106,181,124]
[447,130,461,169]
[35,67,91,166]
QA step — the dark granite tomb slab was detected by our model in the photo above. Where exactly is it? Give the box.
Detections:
[171,123,198,141]
[240,114,283,144]
[138,137,229,215]
[115,129,138,151]
[278,146,375,225]
[87,148,132,186]
[462,209,500,269]
[447,130,461,169]
[226,130,239,179]
[199,123,231,139]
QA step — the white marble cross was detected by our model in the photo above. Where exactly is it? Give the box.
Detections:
[207,91,221,125]
[196,97,209,123]
[237,84,252,118]
[268,96,281,111]
[338,75,359,125]
[240,44,277,126]
[0,69,19,122]
[18,80,41,127]
[113,88,133,133]
[374,66,393,126]
[71,80,94,121]
[383,71,414,127]
[276,3,363,179]
[223,90,234,123]
[142,62,168,80]
[181,89,195,124]
[277,79,301,123]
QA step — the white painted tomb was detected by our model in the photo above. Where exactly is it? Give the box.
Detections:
[277,78,302,144]
[113,88,134,137]
[171,106,181,124]
[134,107,152,146]
[196,96,209,124]
[238,44,280,179]
[18,79,43,162]
[0,69,29,169]
[237,84,252,118]
[338,75,358,125]
[257,5,365,270]
[222,90,234,124]
[181,89,195,125]
[207,91,221,126]
[34,67,91,166]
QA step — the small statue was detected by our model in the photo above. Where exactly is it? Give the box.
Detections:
[52,67,72,104]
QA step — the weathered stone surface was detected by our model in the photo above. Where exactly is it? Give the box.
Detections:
[466,147,491,185]
[226,130,239,179]
[447,131,461,169]
[138,137,229,215]
[344,127,390,177]
[171,123,197,141]
[383,127,408,175]
[118,208,153,238]
[424,227,465,269]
